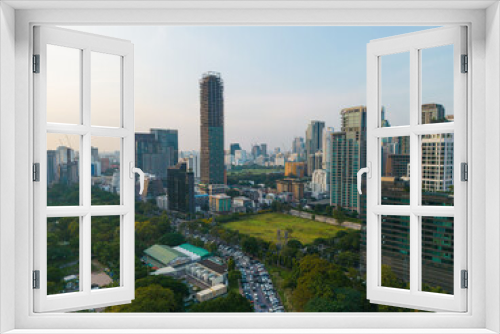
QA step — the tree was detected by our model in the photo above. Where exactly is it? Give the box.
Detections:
[159,233,186,247]
[106,284,178,312]
[227,257,236,271]
[332,209,347,225]
[190,291,253,312]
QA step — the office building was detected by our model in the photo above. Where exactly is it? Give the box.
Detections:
[167,162,195,214]
[260,143,267,157]
[230,143,241,156]
[276,179,305,201]
[305,121,325,175]
[251,145,261,158]
[422,103,446,124]
[422,133,454,192]
[284,161,306,178]
[209,194,232,213]
[135,129,178,180]
[292,137,306,161]
[47,150,57,185]
[200,72,225,185]
[311,169,329,193]
[322,127,334,176]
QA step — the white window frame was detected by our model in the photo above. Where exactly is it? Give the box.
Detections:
[366,26,467,312]
[33,26,136,312]
[1,1,498,333]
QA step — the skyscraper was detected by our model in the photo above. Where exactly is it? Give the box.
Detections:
[292,137,305,161]
[305,120,325,175]
[260,143,267,157]
[322,127,334,182]
[135,129,178,181]
[167,162,195,214]
[330,106,366,213]
[200,72,225,185]
[229,143,241,156]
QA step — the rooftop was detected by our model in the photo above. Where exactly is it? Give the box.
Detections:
[177,243,211,258]
[144,245,188,266]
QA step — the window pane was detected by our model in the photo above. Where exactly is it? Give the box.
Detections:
[421,216,454,294]
[91,216,120,290]
[381,215,410,289]
[47,133,80,206]
[381,136,410,205]
[421,45,454,124]
[380,52,410,127]
[91,52,121,127]
[47,45,81,124]
[47,217,80,295]
[421,133,454,206]
[91,137,121,205]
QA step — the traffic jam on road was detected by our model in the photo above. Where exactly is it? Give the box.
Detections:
[219,245,285,313]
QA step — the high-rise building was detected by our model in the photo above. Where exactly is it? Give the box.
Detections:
[422,103,446,124]
[200,72,225,185]
[229,143,241,156]
[135,129,178,180]
[311,169,329,193]
[322,127,334,173]
[422,133,454,192]
[167,162,195,214]
[186,153,200,179]
[292,137,305,161]
[260,144,267,157]
[330,106,367,213]
[305,121,325,175]
[251,145,261,158]
[285,162,306,178]
[151,129,178,167]
[47,150,57,185]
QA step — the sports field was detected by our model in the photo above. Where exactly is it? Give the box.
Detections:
[223,213,344,245]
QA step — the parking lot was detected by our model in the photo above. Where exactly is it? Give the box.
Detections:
[219,245,285,313]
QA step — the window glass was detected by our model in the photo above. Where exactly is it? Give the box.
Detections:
[421,133,454,206]
[380,52,410,127]
[91,137,121,205]
[91,52,121,127]
[91,216,121,290]
[47,217,80,295]
[421,45,454,124]
[381,136,410,205]
[47,133,80,206]
[47,44,81,124]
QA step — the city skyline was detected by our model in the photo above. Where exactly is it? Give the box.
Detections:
[47,25,453,152]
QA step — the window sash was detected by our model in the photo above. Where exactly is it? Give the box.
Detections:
[366,26,468,312]
[33,26,135,313]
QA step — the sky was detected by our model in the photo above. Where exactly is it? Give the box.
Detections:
[47,26,454,153]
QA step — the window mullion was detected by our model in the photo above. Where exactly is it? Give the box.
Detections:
[409,47,420,295]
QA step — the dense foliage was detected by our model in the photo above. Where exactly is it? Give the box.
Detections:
[189,291,253,312]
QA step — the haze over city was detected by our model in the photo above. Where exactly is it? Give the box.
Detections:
[47,25,452,152]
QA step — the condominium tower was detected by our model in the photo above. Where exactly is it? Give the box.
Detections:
[330,106,367,213]
[305,121,325,175]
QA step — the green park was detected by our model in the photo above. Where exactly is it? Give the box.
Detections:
[222,212,345,245]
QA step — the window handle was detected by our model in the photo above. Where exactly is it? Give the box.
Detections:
[357,162,371,195]
[129,162,145,195]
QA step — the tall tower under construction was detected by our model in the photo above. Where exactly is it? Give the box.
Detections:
[200,72,225,185]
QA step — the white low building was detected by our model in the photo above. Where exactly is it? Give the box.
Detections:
[311,169,329,193]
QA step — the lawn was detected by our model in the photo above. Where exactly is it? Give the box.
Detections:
[223,213,345,245]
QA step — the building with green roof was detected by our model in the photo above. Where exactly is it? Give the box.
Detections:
[174,243,211,260]
[143,245,189,268]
